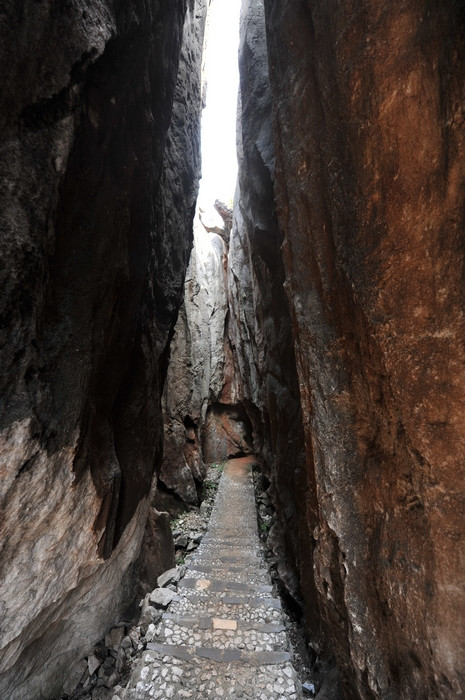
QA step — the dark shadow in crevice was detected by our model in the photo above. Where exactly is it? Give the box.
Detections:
[152,479,190,518]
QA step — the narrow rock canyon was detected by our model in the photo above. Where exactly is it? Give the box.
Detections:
[1,1,464,699]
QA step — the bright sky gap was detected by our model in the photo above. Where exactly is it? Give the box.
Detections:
[198,0,242,209]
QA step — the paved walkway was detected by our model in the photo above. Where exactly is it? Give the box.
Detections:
[121,456,302,699]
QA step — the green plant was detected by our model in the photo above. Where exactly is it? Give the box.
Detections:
[203,479,216,493]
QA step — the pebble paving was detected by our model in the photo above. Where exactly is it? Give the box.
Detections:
[121,456,302,699]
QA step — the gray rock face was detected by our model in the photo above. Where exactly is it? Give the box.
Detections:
[0,1,207,697]
[202,402,253,464]
[160,197,259,504]
[159,208,231,506]
[134,508,176,597]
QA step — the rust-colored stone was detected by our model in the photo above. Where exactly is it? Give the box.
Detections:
[202,404,254,464]
[264,1,465,697]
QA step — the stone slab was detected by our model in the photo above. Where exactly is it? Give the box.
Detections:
[212,617,237,630]
[146,642,291,666]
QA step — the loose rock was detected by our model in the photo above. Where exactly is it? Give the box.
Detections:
[149,588,177,609]
[157,567,181,588]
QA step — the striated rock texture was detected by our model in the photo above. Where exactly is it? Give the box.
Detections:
[263,1,465,698]
[159,201,255,510]
[159,209,229,509]
[0,1,206,697]
[229,0,314,611]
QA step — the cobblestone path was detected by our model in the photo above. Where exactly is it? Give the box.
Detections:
[122,456,302,699]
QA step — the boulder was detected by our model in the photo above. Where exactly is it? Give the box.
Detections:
[157,567,182,589]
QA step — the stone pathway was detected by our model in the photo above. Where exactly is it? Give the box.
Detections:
[120,457,302,699]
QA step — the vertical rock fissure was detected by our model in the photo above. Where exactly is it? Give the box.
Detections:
[162,0,326,692]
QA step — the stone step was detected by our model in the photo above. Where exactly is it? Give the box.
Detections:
[188,551,263,566]
[163,613,285,634]
[154,613,287,652]
[125,649,299,699]
[200,537,260,547]
[177,577,273,595]
[185,562,268,575]
[146,642,291,665]
[196,545,261,554]
[121,457,301,700]
[174,592,283,625]
[186,564,270,586]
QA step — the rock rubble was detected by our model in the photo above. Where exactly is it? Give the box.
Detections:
[62,464,223,700]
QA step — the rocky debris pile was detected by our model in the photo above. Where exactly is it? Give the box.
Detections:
[171,464,224,564]
[61,567,186,700]
[61,465,223,700]
[61,624,140,699]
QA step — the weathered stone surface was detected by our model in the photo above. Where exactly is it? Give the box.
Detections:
[229,0,313,614]
[160,206,231,504]
[157,566,182,589]
[0,1,206,697]
[62,659,88,697]
[149,588,177,609]
[202,403,253,463]
[263,1,465,697]
[134,508,176,597]
[88,655,103,678]
[105,627,125,652]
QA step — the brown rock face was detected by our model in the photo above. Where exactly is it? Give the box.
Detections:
[202,403,253,464]
[0,1,206,697]
[263,1,465,697]
[229,0,315,612]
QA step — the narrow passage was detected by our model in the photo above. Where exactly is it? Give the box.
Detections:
[124,457,302,699]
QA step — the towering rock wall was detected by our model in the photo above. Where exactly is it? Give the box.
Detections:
[261,1,465,697]
[229,0,315,611]
[0,1,207,697]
